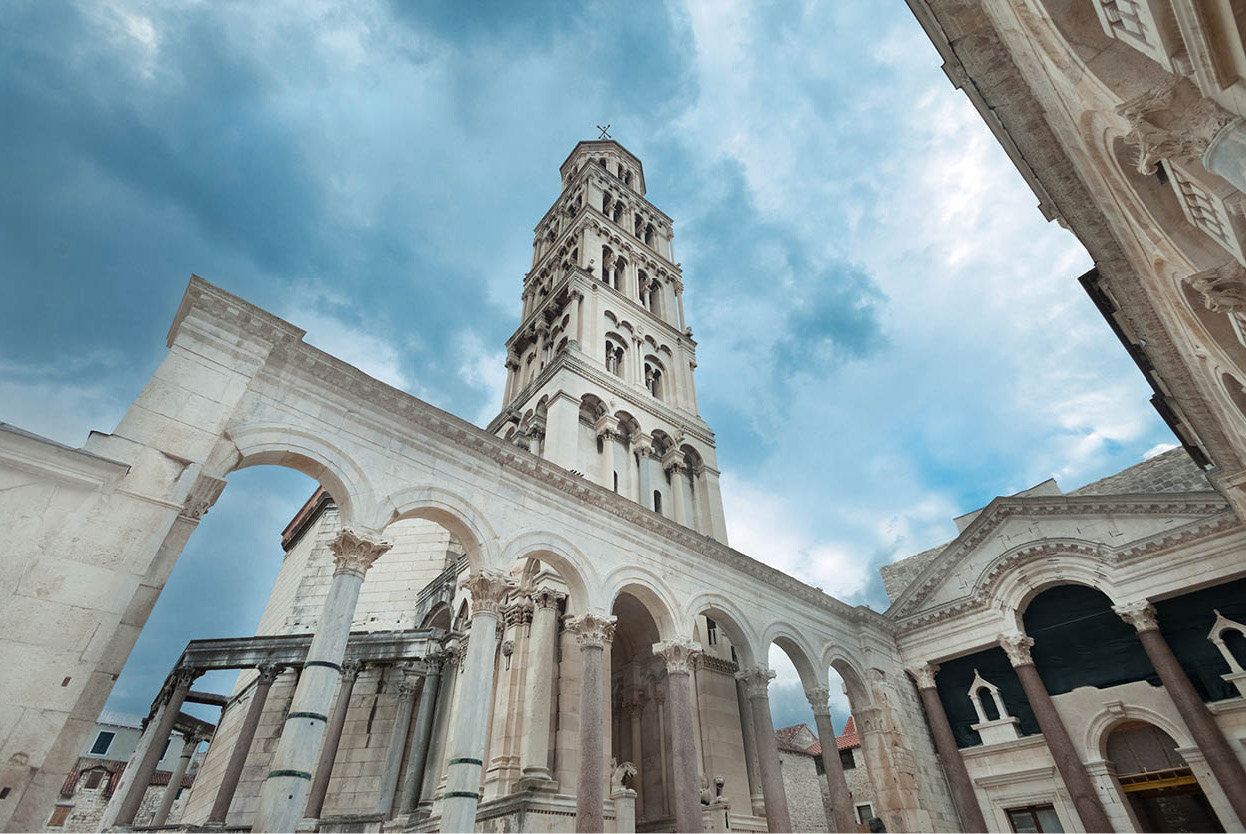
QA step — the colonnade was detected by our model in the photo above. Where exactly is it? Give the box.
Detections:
[909,601,1246,833]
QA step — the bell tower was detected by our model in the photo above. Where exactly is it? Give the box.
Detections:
[488,139,728,542]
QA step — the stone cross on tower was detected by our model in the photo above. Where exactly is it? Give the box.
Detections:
[486,138,729,542]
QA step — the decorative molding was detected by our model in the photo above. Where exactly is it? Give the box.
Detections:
[908,662,939,690]
[735,667,776,699]
[565,612,617,648]
[180,473,227,521]
[1116,79,1234,175]
[1187,262,1246,314]
[654,639,702,674]
[329,528,393,579]
[460,570,514,616]
[998,633,1035,667]
[1113,600,1159,632]
[805,686,833,716]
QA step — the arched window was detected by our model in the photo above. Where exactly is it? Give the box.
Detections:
[635,214,644,237]
[602,193,611,215]
[612,201,624,224]
[605,339,625,377]
[653,490,662,515]
[613,471,619,493]
[644,223,655,246]
[613,257,626,293]
[644,361,663,399]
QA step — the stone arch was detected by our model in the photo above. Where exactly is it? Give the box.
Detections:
[977,539,1121,627]
[761,623,824,690]
[1219,370,1246,422]
[682,592,761,668]
[225,422,376,528]
[822,647,875,711]
[421,601,453,630]
[604,566,681,640]
[1084,703,1194,761]
[498,529,597,613]
[377,484,500,573]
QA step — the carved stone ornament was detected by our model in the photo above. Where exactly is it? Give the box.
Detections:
[566,612,617,648]
[611,758,637,792]
[181,473,227,521]
[653,638,702,674]
[804,686,832,717]
[1117,79,1234,175]
[329,528,393,579]
[908,661,940,690]
[1188,262,1246,314]
[735,667,776,699]
[1114,600,1160,632]
[998,633,1035,667]
[459,569,515,616]
[530,586,565,611]
[341,659,363,679]
[255,663,282,684]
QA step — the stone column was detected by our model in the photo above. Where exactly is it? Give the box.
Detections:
[571,290,585,349]
[635,436,654,509]
[568,612,617,832]
[805,686,857,833]
[909,663,985,833]
[254,528,391,833]
[208,664,281,826]
[101,666,199,829]
[737,667,791,833]
[441,571,512,833]
[151,731,201,826]
[520,587,564,787]
[503,355,520,403]
[675,285,686,330]
[666,459,688,526]
[1001,633,1114,833]
[376,667,421,816]
[301,660,362,827]
[654,686,670,817]
[418,647,460,814]
[654,640,704,833]
[1115,601,1246,824]
[625,692,646,815]
[734,678,766,818]
[398,655,443,816]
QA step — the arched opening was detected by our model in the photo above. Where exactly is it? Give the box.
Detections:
[1022,584,1157,693]
[1220,371,1246,421]
[1107,721,1224,832]
[604,334,626,377]
[610,590,671,824]
[1181,281,1246,373]
[644,358,664,400]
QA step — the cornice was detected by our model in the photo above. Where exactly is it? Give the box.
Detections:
[887,492,1229,618]
[891,511,1242,633]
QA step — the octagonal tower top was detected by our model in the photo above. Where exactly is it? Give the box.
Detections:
[559,140,646,196]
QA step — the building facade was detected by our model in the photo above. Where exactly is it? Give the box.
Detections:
[1,128,1245,834]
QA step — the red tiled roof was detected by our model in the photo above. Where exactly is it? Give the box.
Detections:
[775,717,861,755]
[836,715,860,751]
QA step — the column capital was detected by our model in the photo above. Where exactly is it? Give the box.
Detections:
[460,569,515,616]
[999,633,1035,667]
[908,661,940,689]
[653,639,702,674]
[255,663,283,685]
[1114,600,1160,632]
[329,527,393,579]
[735,666,776,699]
[529,586,565,611]
[341,659,363,680]
[567,612,617,648]
[1187,262,1246,314]
[804,686,832,717]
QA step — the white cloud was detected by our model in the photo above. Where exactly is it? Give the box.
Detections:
[1144,442,1179,459]
[455,330,507,426]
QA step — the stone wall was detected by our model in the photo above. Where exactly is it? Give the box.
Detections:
[46,780,190,833]
[778,749,830,833]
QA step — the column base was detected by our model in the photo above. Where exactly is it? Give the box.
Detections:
[295,817,319,832]
[518,774,559,793]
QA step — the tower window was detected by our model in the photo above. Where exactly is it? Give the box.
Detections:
[605,340,625,377]
[653,491,662,515]
[645,363,663,399]
[706,617,718,646]
[613,471,619,493]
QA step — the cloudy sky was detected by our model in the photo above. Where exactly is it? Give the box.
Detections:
[2,1,1176,737]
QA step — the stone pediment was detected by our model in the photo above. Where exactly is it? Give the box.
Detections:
[886,492,1232,627]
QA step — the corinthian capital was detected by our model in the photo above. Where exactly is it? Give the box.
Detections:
[735,666,776,699]
[998,633,1035,667]
[804,686,832,717]
[1114,600,1159,632]
[1117,79,1234,174]
[460,569,515,616]
[1188,262,1246,313]
[566,612,617,648]
[529,586,565,611]
[908,661,940,690]
[330,528,393,579]
[653,638,702,674]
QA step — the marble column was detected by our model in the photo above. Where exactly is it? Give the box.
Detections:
[599,429,616,490]
[909,663,986,833]
[376,667,420,816]
[737,667,791,833]
[654,686,670,817]
[1001,633,1114,833]
[398,655,443,815]
[635,437,654,509]
[441,571,512,833]
[734,678,766,818]
[1115,601,1246,823]
[101,666,199,829]
[520,587,564,787]
[568,612,617,832]
[418,647,460,814]
[667,460,688,526]
[301,660,362,826]
[254,529,391,833]
[571,290,585,349]
[654,640,704,833]
[208,664,281,826]
[152,731,201,826]
[805,686,857,833]
[625,691,646,816]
